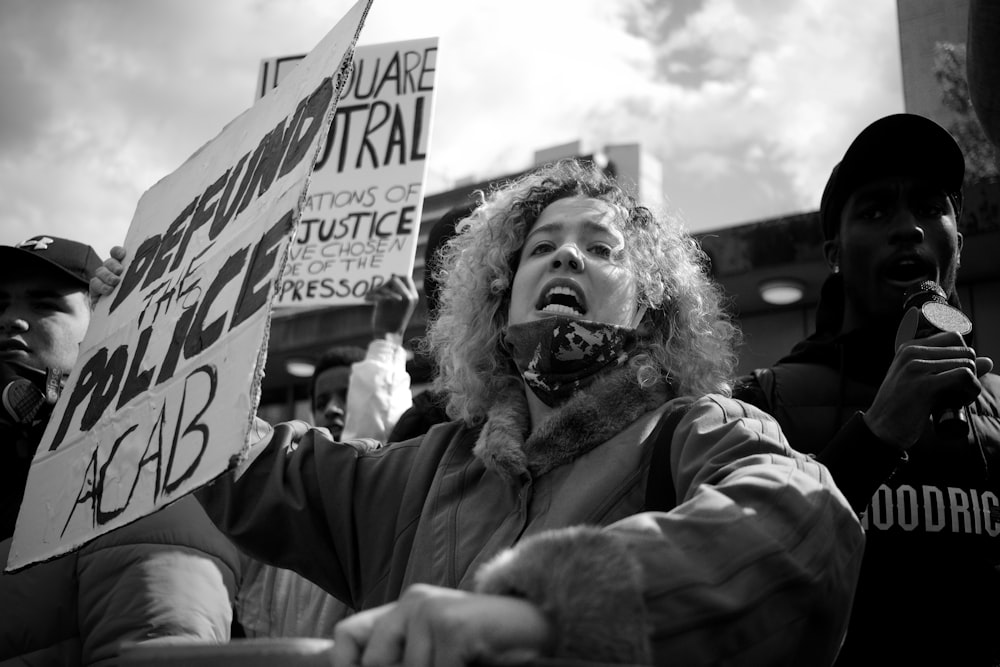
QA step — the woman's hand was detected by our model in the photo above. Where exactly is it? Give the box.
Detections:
[332,584,552,667]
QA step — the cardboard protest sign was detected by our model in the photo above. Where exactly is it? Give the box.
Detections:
[6,0,373,571]
[258,38,438,308]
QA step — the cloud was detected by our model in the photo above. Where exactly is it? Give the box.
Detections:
[0,0,905,256]
[573,0,904,227]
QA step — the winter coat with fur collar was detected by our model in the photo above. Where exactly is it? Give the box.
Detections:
[199,367,863,666]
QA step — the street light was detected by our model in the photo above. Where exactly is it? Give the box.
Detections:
[285,359,316,378]
[759,278,805,305]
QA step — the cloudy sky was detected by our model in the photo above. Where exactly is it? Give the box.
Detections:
[0,0,906,258]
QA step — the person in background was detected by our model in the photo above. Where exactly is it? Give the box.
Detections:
[310,345,366,438]
[0,235,241,664]
[196,159,864,666]
[339,273,418,443]
[734,114,1000,665]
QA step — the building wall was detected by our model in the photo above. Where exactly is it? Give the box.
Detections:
[897,0,969,121]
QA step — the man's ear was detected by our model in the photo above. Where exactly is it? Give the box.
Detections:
[822,239,840,272]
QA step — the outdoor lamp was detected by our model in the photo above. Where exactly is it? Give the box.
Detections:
[758,278,805,305]
[285,359,316,378]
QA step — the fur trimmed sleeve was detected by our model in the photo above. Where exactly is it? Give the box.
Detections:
[474,526,652,665]
[478,395,863,666]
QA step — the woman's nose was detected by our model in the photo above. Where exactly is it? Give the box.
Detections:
[550,244,584,272]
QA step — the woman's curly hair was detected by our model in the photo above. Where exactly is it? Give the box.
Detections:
[425,158,740,425]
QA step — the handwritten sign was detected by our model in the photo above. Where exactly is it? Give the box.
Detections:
[6,0,373,571]
[259,38,438,307]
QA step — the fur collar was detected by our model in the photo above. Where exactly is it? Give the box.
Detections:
[473,366,670,483]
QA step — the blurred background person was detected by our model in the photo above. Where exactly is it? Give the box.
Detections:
[0,234,241,664]
[310,345,366,438]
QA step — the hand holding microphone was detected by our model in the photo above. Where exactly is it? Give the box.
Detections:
[895,281,988,438]
[893,281,974,438]
[865,281,991,450]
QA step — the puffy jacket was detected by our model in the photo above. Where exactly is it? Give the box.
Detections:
[200,367,864,665]
[0,495,241,666]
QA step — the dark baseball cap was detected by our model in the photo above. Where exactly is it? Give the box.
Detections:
[0,235,103,287]
[819,113,965,240]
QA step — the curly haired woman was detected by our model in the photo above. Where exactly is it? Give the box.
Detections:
[199,159,864,666]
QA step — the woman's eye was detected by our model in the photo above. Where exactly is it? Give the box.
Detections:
[590,244,613,258]
[529,241,554,256]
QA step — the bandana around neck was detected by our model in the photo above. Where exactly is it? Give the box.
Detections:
[503,315,637,407]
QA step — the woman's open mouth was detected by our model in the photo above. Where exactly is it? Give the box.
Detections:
[536,284,586,316]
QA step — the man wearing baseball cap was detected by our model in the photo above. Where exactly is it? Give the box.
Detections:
[0,235,102,378]
[735,114,1000,665]
[0,234,243,664]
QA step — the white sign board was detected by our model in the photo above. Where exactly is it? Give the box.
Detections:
[259,38,438,308]
[6,0,373,571]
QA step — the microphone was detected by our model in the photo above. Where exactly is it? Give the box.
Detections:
[893,281,973,439]
[0,362,58,428]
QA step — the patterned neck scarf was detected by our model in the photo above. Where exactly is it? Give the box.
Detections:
[503,316,637,407]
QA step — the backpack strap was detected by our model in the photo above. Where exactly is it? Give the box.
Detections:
[643,398,696,512]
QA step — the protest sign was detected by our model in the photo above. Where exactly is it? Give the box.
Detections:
[258,38,438,308]
[6,0,373,571]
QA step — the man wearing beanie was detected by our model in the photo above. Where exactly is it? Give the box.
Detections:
[0,235,242,664]
[735,114,1000,665]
